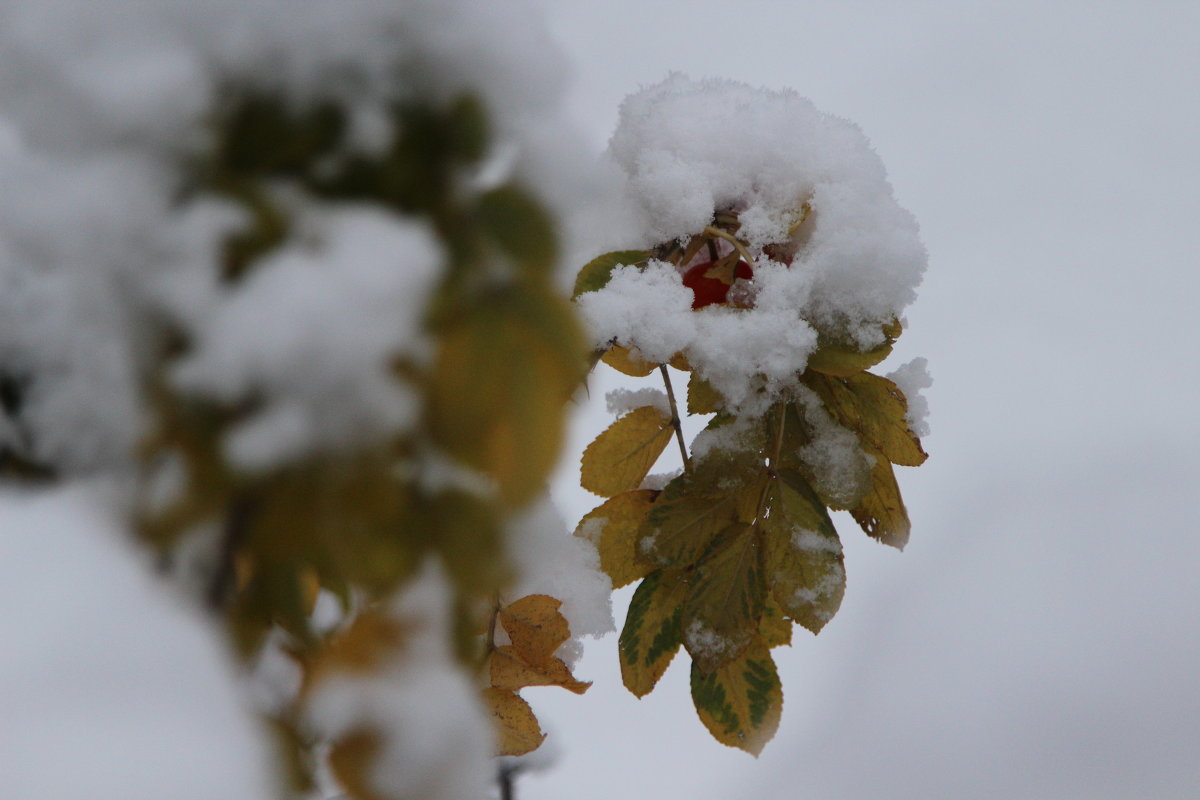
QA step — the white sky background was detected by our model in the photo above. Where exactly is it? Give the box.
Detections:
[528,2,1200,799]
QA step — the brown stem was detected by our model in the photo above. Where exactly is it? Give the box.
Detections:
[659,365,691,472]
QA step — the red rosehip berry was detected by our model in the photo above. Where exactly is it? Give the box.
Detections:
[681,259,753,309]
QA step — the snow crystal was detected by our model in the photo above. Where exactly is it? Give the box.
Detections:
[606,387,670,418]
[794,387,875,508]
[789,563,845,608]
[791,527,844,556]
[888,356,933,438]
[683,618,738,663]
[690,415,761,464]
[641,469,682,491]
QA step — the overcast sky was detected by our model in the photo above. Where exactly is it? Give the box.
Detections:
[526,3,1200,798]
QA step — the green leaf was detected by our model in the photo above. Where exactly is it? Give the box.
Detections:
[850,444,911,549]
[762,471,845,634]
[681,523,766,674]
[690,638,782,756]
[573,490,659,588]
[619,569,689,697]
[477,185,558,276]
[572,250,652,298]
[580,406,674,498]
[806,372,927,466]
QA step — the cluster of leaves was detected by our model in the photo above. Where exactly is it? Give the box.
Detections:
[135,88,589,793]
[573,215,927,755]
[482,594,592,756]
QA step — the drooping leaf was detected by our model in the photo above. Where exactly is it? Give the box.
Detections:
[690,639,782,756]
[572,250,652,298]
[428,287,583,506]
[761,471,845,634]
[580,406,674,497]
[600,343,658,377]
[619,569,689,697]
[806,372,927,466]
[688,372,723,415]
[573,490,659,588]
[497,594,570,664]
[806,338,893,377]
[681,523,766,674]
[489,646,591,694]
[850,445,911,549]
[483,688,545,756]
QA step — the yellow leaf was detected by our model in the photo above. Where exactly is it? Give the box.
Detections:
[600,343,658,377]
[580,406,674,497]
[806,372,927,466]
[574,490,658,588]
[762,471,845,634]
[687,372,723,415]
[483,688,546,756]
[682,523,766,674]
[807,338,893,377]
[690,639,782,756]
[668,351,692,371]
[619,569,689,697]
[638,469,749,568]
[498,594,569,665]
[328,728,387,800]
[489,646,591,694]
[850,445,911,549]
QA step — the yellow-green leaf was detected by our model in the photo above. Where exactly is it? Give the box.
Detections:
[600,343,658,377]
[483,688,546,756]
[572,250,652,298]
[574,490,658,588]
[428,288,583,506]
[687,372,723,415]
[580,406,674,497]
[682,523,765,674]
[638,476,742,568]
[690,639,782,756]
[850,445,911,549]
[758,598,793,649]
[762,471,845,634]
[619,569,689,697]
[807,372,927,466]
[489,646,591,694]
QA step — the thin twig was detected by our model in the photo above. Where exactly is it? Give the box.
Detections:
[659,365,691,471]
[702,226,756,267]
